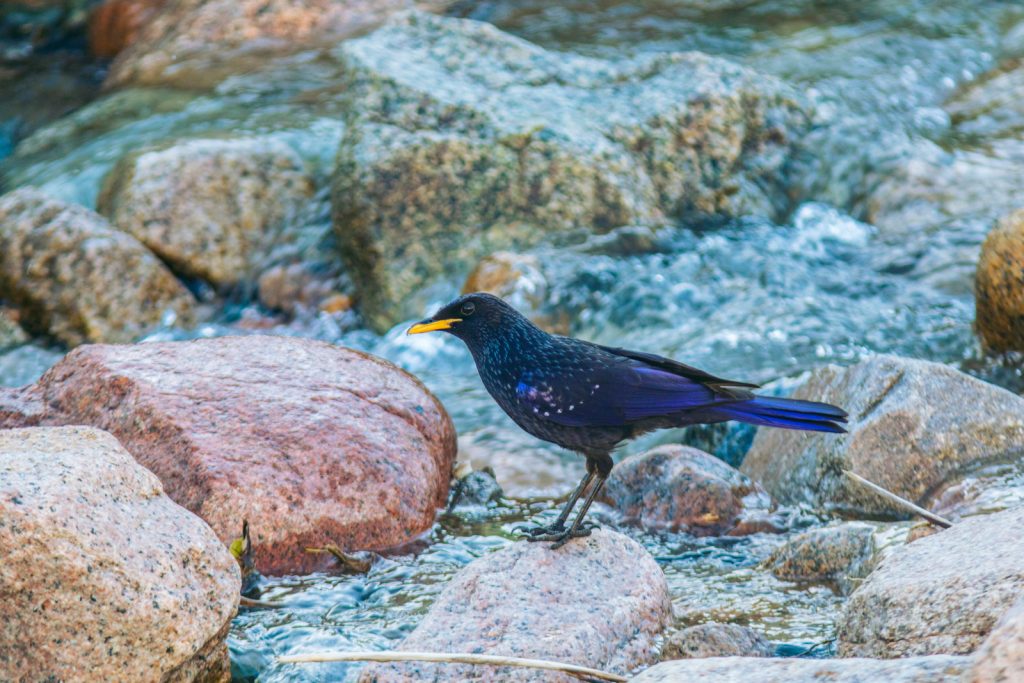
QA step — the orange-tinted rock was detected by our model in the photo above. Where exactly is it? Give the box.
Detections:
[975,209,1024,353]
[359,529,672,682]
[0,426,239,681]
[104,0,444,88]
[1,336,456,574]
[601,445,778,536]
[88,0,168,59]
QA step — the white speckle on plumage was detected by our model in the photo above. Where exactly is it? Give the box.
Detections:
[544,411,550,416]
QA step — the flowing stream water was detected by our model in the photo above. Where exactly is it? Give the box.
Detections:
[3,1,1024,681]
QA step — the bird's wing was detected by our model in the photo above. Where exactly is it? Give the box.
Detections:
[516,359,747,428]
[594,344,760,390]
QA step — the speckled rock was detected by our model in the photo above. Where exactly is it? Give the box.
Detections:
[766,522,875,594]
[600,445,779,536]
[741,355,1024,518]
[332,12,812,331]
[257,261,350,317]
[661,623,773,661]
[0,336,456,574]
[359,529,672,682]
[0,187,195,346]
[97,137,314,288]
[0,426,239,682]
[632,655,970,682]
[104,0,442,88]
[975,209,1024,353]
[838,506,1024,657]
[968,595,1024,683]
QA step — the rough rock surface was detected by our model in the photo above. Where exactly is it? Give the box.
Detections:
[97,137,314,288]
[0,336,456,574]
[632,655,970,683]
[975,208,1024,353]
[0,187,195,346]
[601,445,778,536]
[766,522,875,593]
[104,0,441,88]
[359,529,672,681]
[661,623,773,660]
[838,506,1024,657]
[741,355,1024,518]
[968,596,1024,683]
[332,12,812,331]
[0,426,239,682]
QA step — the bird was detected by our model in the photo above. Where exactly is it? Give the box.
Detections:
[408,292,847,548]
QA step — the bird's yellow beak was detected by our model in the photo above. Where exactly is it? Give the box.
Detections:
[407,318,461,335]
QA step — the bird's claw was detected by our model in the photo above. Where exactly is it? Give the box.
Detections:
[513,522,565,538]
[518,521,599,549]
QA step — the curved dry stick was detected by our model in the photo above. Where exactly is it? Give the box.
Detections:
[842,470,953,528]
[278,650,628,682]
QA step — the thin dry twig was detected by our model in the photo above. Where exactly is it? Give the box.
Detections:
[305,545,373,573]
[278,650,629,682]
[842,470,953,528]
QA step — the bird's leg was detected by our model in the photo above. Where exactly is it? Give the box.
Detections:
[549,475,607,549]
[514,470,594,538]
[523,474,608,549]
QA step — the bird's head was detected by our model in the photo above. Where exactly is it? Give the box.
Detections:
[407,292,529,346]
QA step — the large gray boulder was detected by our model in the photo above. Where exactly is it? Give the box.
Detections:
[358,529,672,681]
[0,426,239,682]
[0,187,195,346]
[741,355,1024,518]
[632,655,970,682]
[838,506,1024,657]
[331,12,812,330]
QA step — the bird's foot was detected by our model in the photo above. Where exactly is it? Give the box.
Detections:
[517,521,599,549]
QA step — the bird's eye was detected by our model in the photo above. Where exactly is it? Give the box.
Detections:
[460,302,476,317]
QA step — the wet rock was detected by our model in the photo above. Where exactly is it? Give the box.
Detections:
[104,0,442,88]
[0,309,28,349]
[359,529,672,682]
[838,506,1024,657]
[661,623,773,660]
[0,187,195,346]
[87,0,167,58]
[332,12,812,331]
[0,426,239,682]
[741,355,1024,518]
[975,208,1024,353]
[0,335,456,574]
[967,595,1024,683]
[766,522,875,594]
[632,655,970,682]
[601,445,777,536]
[97,137,315,289]
[448,463,504,510]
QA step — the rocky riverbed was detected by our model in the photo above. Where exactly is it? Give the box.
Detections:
[2,1,1024,682]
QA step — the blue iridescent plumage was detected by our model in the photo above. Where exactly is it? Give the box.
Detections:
[409,292,847,547]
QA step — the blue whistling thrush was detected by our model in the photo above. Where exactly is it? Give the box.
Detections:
[408,293,846,548]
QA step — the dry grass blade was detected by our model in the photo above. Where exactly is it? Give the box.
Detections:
[278,650,629,682]
[238,596,284,609]
[842,470,953,528]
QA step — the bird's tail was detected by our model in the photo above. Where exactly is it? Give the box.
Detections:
[716,395,848,433]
